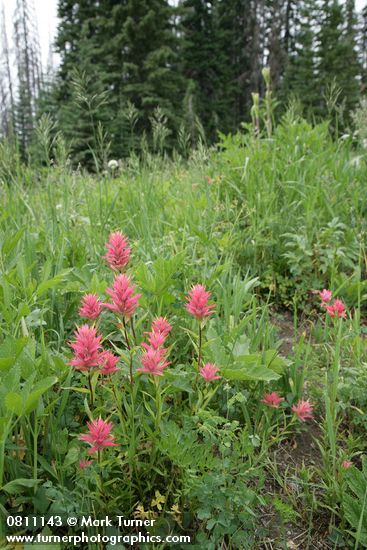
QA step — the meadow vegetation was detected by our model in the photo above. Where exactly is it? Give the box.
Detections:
[0,108,367,548]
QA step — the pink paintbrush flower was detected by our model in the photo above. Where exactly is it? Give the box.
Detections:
[69,325,102,371]
[103,274,141,318]
[98,350,119,375]
[342,460,353,470]
[199,363,221,382]
[79,459,93,470]
[104,231,131,270]
[151,317,172,337]
[185,284,215,321]
[292,399,314,422]
[333,299,346,318]
[79,293,102,319]
[79,419,118,454]
[326,299,346,319]
[145,331,167,350]
[325,304,335,317]
[261,391,284,408]
[137,346,170,376]
[319,289,332,303]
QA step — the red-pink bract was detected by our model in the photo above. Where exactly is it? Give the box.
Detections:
[79,459,92,469]
[326,299,346,319]
[342,460,353,470]
[98,350,119,375]
[151,317,172,337]
[137,346,170,376]
[145,331,166,350]
[325,304,335,317]
[292,399,314,422]
[199,363,221,382]
[104,231,131,270]
[79,419,118,454]
[261,391,284,408]
[79,293,102,319]
[319,289,332,303]
[69,325,102,371]
[333,299,346,318]
[103,274,140,318]
[185,284,215,321]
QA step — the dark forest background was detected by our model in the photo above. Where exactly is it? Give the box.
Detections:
[1,0,367,166]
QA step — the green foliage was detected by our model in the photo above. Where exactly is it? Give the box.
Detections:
[343,458,367,546]
[159,417,264,547]
[0,113,366,548]
[215,115,366,307]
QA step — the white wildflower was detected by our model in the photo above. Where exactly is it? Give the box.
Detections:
[108,159,119,171]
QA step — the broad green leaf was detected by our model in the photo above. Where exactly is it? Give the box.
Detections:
[2,227,25,256]
[232,335,250,358]
[37,455,59,481]
[4,392,23,416]
[222,364,280,381]
[263,350,289,373]
[1,478,39,494]
[36,270,71,298]
[206,325,229,367]
[23,376,58,414]
[64,446,80,467]
[0,357,14,370]
[0,337,28,372]
[346,467,367,500]
[164,369,194,394]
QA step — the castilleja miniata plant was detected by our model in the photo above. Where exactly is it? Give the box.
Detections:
[68,231,315,507]
[69,231,227,469]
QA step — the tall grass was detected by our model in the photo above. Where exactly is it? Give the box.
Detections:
[0,110,366,547]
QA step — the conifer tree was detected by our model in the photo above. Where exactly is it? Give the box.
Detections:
[361,4,367,91]
[317,0,359,119]
[119,0,184,139]
[0,4,15,137]
[13,0,42,155]
[55,0,184,162]
[55,1,110,165]
[282,0,319,115]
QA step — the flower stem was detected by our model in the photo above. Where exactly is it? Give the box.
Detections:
[130,316,137,345]
[88,373,94,406]
[198,323,202,370]
[123,317,133,385]
[154,378,162,433]
[195,323,203,386]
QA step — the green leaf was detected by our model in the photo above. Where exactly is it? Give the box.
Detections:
[0,337,28,372]
[2,228,25,256]
[4,392,23,416]
[346,467,367,500]
[0,417,9,440]
[232,335,250,358]
[1,478,39,494]
[64,446,80,467]
[62,387,90,393]
[36,270,71,298]
[0,358,15,370]
[23,376,58,414]
[222,363,280,382]
[37,455,59,481]
[164,369,194,394]
[206,325,229,367]
[262,350,289,373]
